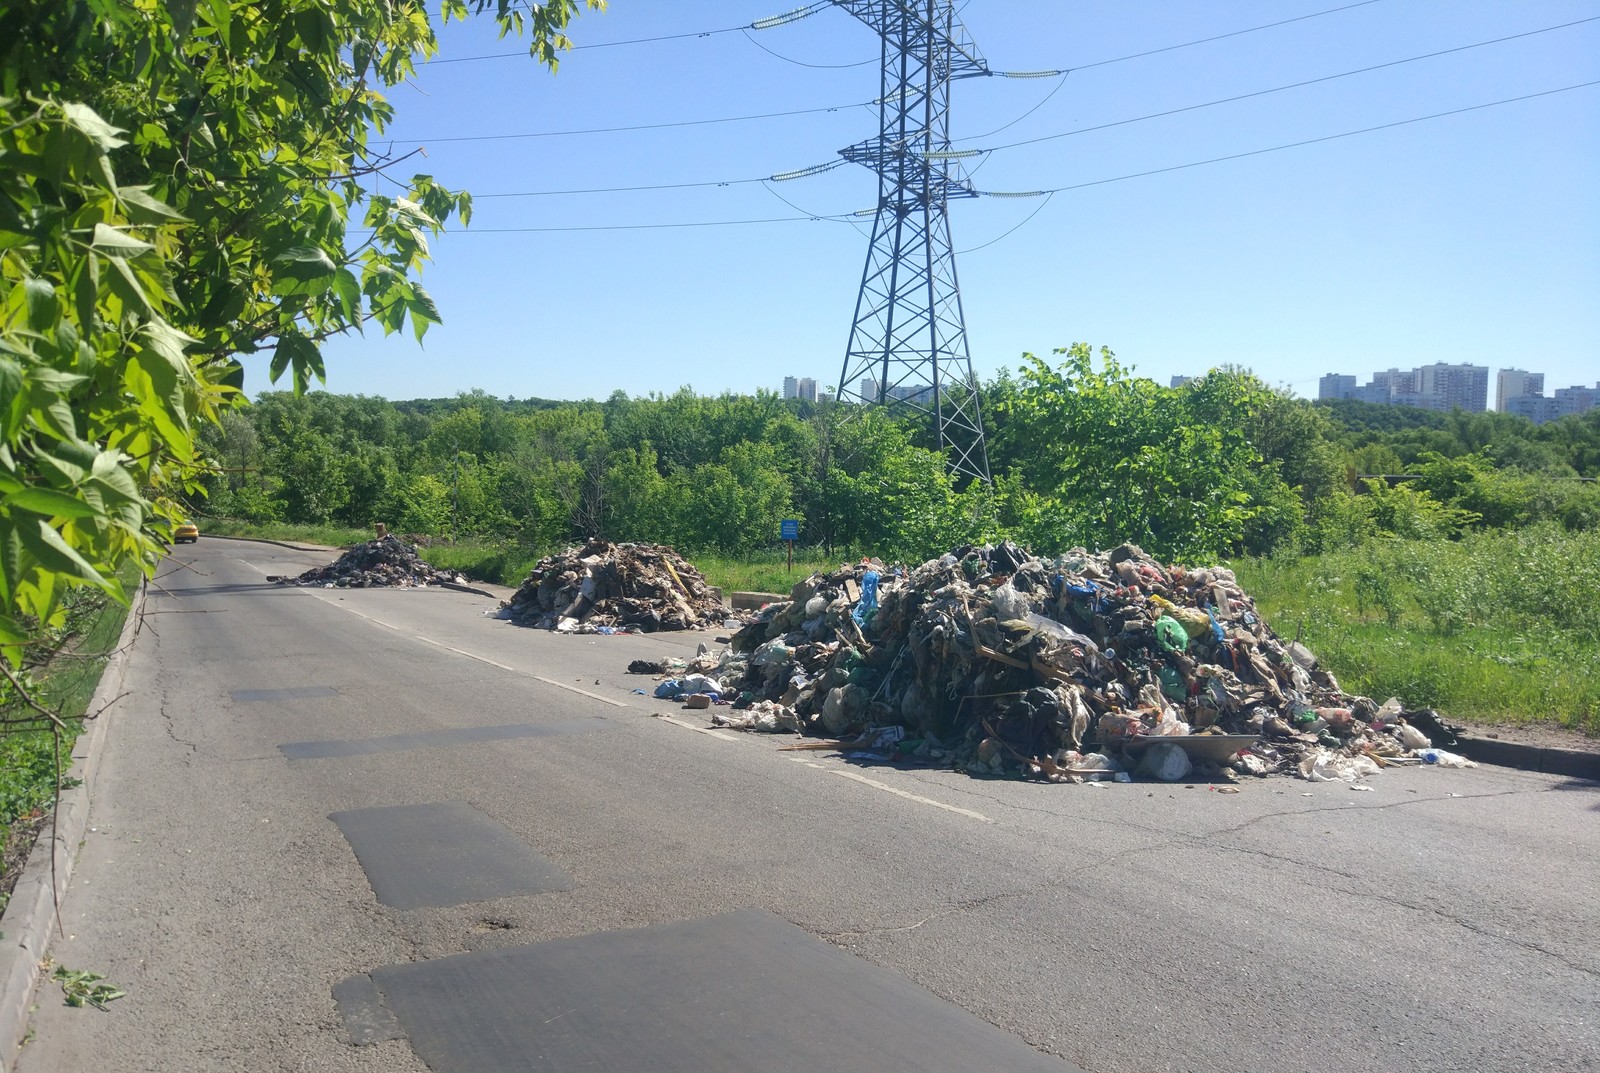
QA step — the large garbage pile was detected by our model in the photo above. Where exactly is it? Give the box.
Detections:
[504,539,733,633]
[657,542,1468,783]
[277,535,469,589]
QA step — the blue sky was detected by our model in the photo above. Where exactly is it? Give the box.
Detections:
[287,1,1599,405]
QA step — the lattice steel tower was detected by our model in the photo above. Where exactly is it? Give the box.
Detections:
[834,0,991,483]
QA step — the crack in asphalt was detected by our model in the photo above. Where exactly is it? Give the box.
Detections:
[816,782,1578,979]
[156,684,199,763]
[1322,879,1600,978]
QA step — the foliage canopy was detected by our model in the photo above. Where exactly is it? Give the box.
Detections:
[0,0,600,666]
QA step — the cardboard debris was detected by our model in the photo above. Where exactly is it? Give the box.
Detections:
[648,541,1469,784]
[276,535,467,589]
[504,539,735,633]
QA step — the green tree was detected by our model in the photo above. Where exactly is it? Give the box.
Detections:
[0,0,599,665]
[995,345,1295,561]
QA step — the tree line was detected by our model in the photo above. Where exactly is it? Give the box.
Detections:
[196,343,1600,564]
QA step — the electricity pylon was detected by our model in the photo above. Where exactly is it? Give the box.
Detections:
[833,0,991,483]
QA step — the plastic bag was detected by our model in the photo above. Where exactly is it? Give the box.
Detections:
[1138,743,1192,782]
[1153,615,1188,653]
[1419,748,1477,768]
[1396,721,1431,751]
[1300,749,1381,782]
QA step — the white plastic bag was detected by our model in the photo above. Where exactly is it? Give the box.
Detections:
[1137,743,1192,782]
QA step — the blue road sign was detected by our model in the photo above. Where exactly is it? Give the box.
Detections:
[780,519,799,541]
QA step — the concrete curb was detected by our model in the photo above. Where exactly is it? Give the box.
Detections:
[0,577,147,1070]
[1453,736,1600,782]
[438,581,499,599]
[195,532,341,553]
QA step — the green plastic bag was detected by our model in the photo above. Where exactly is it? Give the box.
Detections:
[1154,615,1189,653]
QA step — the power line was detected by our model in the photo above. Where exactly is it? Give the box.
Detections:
[1068,0,1388,72]
[427,213,861,234]
[441,80,1596,237]
[976,79,1600,199]
[406,100,872,145]
[740,28,875,69]
[421,0,1388,76]
[982,14,1600,152]
[425,2,830,65]
[459,19,1598,202]
[473,160,844,199]
[402,2,1412,148]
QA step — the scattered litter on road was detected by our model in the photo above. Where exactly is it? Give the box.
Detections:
[276,535,468,589]
[636,540,1477,785]
[504,540,735,633]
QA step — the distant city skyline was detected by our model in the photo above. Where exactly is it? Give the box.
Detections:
[1318,363,1597,422]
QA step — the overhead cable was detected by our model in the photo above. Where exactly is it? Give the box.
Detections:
[473,160,844,200]
[427,213,861,233]
[426,2,829,65]
[980,14,1600,152]
[1067,0,1389,73]
[424,0,1386,71]
[460,20,1597,202]
[408,101,871,144]
[974,80,1600,198]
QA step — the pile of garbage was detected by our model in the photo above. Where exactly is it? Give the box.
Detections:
[504,539,734,633]
[277,535,469,589]
[645,542,1471,783]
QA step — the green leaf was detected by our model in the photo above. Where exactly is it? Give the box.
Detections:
[89,223,156,256]
[331,268,361,320]
[270,330,323,390]
[271,246,337,282]
[23,279,58,330]
[17,518,114,592]
[118,185,188,225]
[6,487,100,520]
[104,255,155,317]
[60,103,127,152]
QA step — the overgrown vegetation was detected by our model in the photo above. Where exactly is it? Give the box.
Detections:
[0,564,137,901]
[1234,526,1600,733]
[203,369,1598,736]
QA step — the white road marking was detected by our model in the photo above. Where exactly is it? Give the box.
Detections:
[656,714,742,742]
[292,589,629,708]
[788,757,993,823]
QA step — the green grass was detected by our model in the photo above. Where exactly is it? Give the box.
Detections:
[416,540,545,588]
[1231,526,1600,735]
[691,550,855,597]
[1,561,141,875]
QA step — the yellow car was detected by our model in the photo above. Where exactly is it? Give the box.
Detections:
[173,523,200,544]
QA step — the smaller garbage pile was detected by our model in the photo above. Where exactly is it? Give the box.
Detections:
[504,539,733,633]
[276,535,468,589]
[649,542,1472,784]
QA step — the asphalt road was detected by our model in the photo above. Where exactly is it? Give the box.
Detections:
[16,539,1599,1072]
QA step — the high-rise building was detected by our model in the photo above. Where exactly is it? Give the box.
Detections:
[1505,395,1563,424]
[858,377,879,402]
[1553,383,1598,416]
[782,376,819,402]
[1497,369,1544,411]
[1170,375,1194,388]
[1415,363,1488,412]
[1318,374,1356,400]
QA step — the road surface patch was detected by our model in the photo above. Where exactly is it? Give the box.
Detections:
[330,800,573,910]
[367,908,1078,1072]
[278,718,607,760]
[331,973,405,1046]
